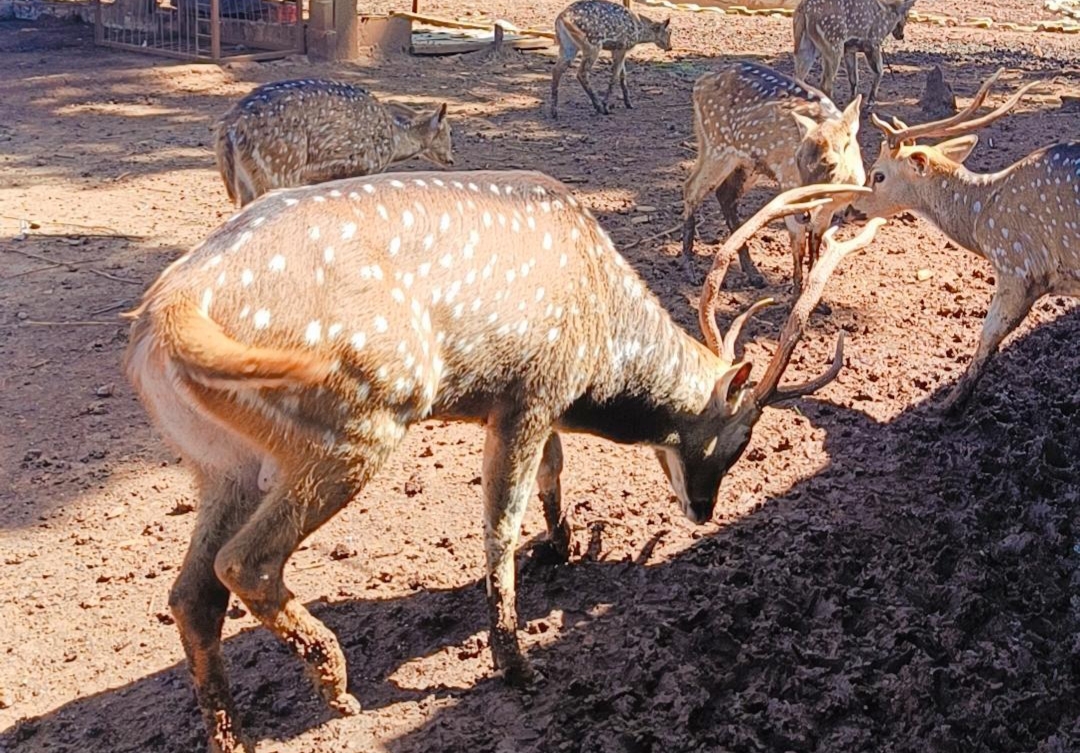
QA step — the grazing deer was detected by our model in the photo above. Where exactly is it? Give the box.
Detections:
[550,0,672,118]
[682,61,865,291]
[793,0,916,106]
[214,79,453,207]
[851,69,1068,414]
[123,172,877,753]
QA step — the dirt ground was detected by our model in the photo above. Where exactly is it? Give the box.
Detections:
[2,2,1080,751]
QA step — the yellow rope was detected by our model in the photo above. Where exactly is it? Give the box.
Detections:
[634,0,1080,34]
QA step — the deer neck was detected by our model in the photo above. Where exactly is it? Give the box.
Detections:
[563,279,724,445]
[916,166,1001,255]
[390,127,426,163]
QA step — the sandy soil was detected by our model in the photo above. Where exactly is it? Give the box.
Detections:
[1,2,1080,751]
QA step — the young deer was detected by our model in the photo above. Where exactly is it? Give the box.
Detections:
[682,62,865,291]
[123,173,877,753]
[793,0,915,106]
[550,0,672,118]
[214,79,453,207]
[851,69,1067,413]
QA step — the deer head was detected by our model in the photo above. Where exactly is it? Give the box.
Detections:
[854,69,1039,219]
[669,184,884,522]
[389,101,454,167]
[640,14,672,51]
[790,98,867,236]
[884,0,916,39]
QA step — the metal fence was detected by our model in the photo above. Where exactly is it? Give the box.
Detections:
[94,0,305,62]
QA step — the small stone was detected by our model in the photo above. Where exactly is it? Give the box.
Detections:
[329,543,356,561]
[94,384,115,398]
[404,472,424,497]
[916,268,934,282]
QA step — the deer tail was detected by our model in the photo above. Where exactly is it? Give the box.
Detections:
[144,296,333,388]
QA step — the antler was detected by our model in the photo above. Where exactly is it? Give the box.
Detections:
[871,68,1040,149]
[752,217,887,405]
[698,184,871,361]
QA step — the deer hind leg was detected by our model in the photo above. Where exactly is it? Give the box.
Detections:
[682,153,741,281]
[865,45,884,105]
[942,280,1036,415]
[785,214,811,296]
[576,45,607,115]
[213,421,403,716]
[533,432,569,564]
[482,409,553,685]
[714,169,767,288]
[605,48,631,111]
[793,36,818,83]
[550,28,579,118]
[170,467,263,753]
[844,48,860,100]
[819,47,843,103]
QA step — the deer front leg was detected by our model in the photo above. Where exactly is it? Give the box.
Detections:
[535,432,570,563]
[865,45,884,106]
[576,45,606,115]
[606,49,631,110]
[785,214,809,296]
[482,411,551,685]
[171,469,263,753]
[941,280,1035,415]
[214,430,399,716]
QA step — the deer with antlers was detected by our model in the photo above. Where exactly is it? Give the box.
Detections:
[793,0,915,107]
[214,79,454,208]
[682,61,866,290]
[123,170,879,753]
[851,69,1074,413]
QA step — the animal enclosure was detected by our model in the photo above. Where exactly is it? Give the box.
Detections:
[3,0,1080,751]
[94,0,304,61]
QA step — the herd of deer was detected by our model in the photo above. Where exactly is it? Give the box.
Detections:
[118,0,1078,750]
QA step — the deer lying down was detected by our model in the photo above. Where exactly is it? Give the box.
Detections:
[682,61,865,291]
[214,79,453,207]
[124,172,879,753]
[851,69,1070,413]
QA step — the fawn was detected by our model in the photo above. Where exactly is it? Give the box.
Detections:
[851,69,1073,413]
[124,172,878,753]
[793,0,915,106]
[214,79,453,207]
[551,0,672,118]
[682,61,865,291]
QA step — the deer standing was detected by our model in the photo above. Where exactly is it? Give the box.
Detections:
[793,0,915,106]
[550,0,672,118]
[124,171,879,753]
[214,79,453,207]
[851,69,1071,413]
[682,61,865,291]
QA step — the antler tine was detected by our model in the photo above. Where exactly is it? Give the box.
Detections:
[753,218,887,405]
[721,298,774,363]
[877,68,1038,148]
[698,183,871,356]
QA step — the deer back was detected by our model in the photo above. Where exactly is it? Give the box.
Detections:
[692,62,864,189]
[801,0,911,47]
[130,170,714,433]
[556,0,667,50]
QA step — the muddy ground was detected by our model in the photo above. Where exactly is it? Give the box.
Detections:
[1,1,1080,751]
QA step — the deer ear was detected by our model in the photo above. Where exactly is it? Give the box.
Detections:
[908,150,931,175]
[936,134,978,164]
[714,362,754,408]
[791,111,818,138]
[430,103,448,129]
[842,95,863,131]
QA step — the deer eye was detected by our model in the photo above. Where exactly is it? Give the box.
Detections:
[872,171,886,184]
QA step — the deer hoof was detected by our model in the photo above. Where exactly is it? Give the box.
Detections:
[326,692,362,717]
[498,656,537,688]
[532,528,572,566]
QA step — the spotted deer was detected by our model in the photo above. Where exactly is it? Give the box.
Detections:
[682,61,866,291]
[851,69,1069,413]
[214,79,453,208]
[793,0,915,106]
[123,173,878,753]
[550,0,672,118]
